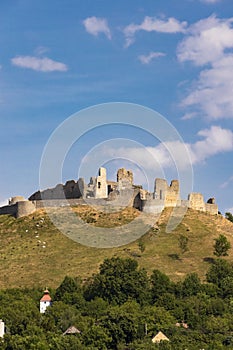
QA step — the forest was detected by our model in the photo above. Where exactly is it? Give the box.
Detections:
[1,256,233,349]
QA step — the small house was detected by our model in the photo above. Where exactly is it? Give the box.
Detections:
[40,289,52,314]
[0,320,4,338]
[152,331,169,343]
[63,326,81,336]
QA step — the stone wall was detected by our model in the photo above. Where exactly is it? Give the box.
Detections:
[29,180,82,201]
[9,196,26,205]
[141,198,165,214]
[0,167,219,219]
[33,198,86,209]
[0,203,18,217]
[94,167,108,198]
[205,203,218,215]
[117,168,133,190]
[188,193,206,211]
[16,201,36,218]
[154,179,180,207]
[154,178,168,200]
[165,180,180,207]
[0,200,36,218]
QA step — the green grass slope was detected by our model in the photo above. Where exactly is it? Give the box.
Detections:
[0,206,232,289]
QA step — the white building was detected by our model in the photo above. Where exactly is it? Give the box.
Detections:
[0,320,4,338]
[40,289,52,314]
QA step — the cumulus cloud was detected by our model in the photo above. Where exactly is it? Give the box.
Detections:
[177,15,233,66]
[147,126,233,167]
[181,55,233,119]
[190,126,233,163]
[124,16,187,47]
[138,51,165,64]
[83,16,111,39]
[11,56,68,72]
[83,126,233,178]
[178,15,233,119]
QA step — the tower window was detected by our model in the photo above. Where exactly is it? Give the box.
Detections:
[160,190,163,200]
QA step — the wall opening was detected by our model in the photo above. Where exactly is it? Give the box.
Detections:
[160,190,163,200]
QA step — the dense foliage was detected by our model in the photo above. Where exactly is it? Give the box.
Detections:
[225,212,233,223]
[1,257,233,349]
[214,234,231,257]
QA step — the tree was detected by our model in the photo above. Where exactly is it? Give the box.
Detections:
[150,270,172,301]
[138,239,146,253]
[85,297,109,320]
[83,325,111,350]
[213,234,231,257]
[206,259,233,287]
[181,273,201,297]
[100,301,140,348]
[55,276,81,299]
[54,276,85,307]
[178,235,189,254]
[225,212,233,223]
[84,257,150,305]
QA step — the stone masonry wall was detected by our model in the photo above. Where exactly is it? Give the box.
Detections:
[0,167,219,218]
[0,200,36,218]
[16,201,36,218]
[165,180,180,207]
[117,168,133,190]
[188,193,206,211]
[94,167,108,198]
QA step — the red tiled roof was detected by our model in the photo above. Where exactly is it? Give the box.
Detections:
[40,294,52,302]
[40,289,52,302]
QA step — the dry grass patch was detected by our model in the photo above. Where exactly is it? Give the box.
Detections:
[0,207,232,287]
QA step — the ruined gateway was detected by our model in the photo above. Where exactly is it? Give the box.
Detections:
[0,167,218,218]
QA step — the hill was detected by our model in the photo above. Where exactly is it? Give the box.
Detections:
[0,206,232,289]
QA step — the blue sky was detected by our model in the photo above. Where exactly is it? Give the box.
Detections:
[0,0,233,214]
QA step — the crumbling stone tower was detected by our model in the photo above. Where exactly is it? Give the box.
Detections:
[94,167,108,198]
[117,168,133,190]
[154,178,180,207]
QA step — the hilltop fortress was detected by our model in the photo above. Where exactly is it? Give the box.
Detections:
[0,167,218,218]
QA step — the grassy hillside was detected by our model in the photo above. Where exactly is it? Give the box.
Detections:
[0,206,232,289]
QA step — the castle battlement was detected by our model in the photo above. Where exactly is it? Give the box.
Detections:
[0,167,218,218]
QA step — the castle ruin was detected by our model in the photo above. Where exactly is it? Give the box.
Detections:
[0,167,218,218]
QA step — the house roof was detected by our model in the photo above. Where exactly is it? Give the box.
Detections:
[63,326,81,335]
[40,289,52,302]
[152,331,169,343]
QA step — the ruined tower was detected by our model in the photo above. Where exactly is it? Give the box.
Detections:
[94,167,108,198]
[117,168,133,190]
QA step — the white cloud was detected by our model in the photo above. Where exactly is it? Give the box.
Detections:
[201,0,222,3]
[83,126,233,177]
[227,207,233,214]
[177,15,233,66]
[138,51,165,64]
[220,176,233,189]
[124,16,188,47]
[181,54,233,119]
[150,126,233,167]
[0,199,8,207]
[178,15,233,119]
[34,46,49,56]
[11,56,68,72]
[190,126,233,163]
[83,16,111,39]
